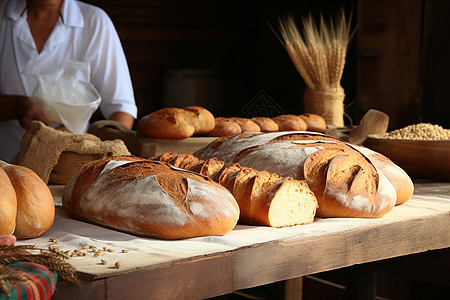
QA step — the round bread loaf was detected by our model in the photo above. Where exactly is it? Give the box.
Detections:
[62,156,240,239]
[272,115,307,131]
[250,117,279,132]
[0,161,55,239]
[299,113,327,133]
[137,106,215,139]
[208,117,242,137]
[229,117,261,133]
[193,132,414,218]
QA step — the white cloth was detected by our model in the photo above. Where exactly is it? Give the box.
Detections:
[0,0,138,162]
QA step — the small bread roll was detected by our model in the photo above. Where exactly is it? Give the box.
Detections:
[183,106,215,135]
[230,117,261,133]
[250,117,279,132]
[137,106,215,139]
[0,168,17,235]
[138,108,195,139]
[299,113,327,133]
[272,115,307,131]
[0,161,55,239]
[208,117,242,137]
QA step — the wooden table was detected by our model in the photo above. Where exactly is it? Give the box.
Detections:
[38,181,450,299]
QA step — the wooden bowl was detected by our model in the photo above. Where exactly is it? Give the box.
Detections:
[366,135,450,180]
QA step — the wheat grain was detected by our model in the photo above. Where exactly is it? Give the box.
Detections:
[277,11,354,91]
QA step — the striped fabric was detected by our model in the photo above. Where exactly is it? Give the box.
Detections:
[0,262,58,300]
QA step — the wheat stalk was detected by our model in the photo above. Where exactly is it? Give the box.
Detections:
[0,245,80,285]
[277,10,355,91]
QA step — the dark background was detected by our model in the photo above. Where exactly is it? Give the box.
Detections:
[86,0,449,131]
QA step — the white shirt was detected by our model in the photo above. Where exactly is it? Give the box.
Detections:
[0,0,138,162]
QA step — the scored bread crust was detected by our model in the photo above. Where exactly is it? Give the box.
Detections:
[62,156,239,239]
[153,153,318,227]
[193,131,414,218]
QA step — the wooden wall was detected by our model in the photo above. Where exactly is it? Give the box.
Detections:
[85,0,448,130]
[85,0,354,122]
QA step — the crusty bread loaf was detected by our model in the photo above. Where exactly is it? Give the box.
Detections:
[193,132,414,218]
[0,167,17,235]
[153,153,318,227]
[272,115,307,131]
[137,106,215,139]
[0,161,55,239]
[299,113,327,133]
[208,117,242,137]
[250,117,279,132]
[230,117,261,133]
[62,156,240,239]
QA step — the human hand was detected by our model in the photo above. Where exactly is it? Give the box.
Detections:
[13,96,52,128]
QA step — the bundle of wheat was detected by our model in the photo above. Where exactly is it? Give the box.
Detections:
[276,11,355,127]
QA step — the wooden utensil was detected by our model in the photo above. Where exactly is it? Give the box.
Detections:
[349,109,389,145]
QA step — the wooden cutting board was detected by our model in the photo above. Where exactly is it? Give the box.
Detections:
[88,120,217,158]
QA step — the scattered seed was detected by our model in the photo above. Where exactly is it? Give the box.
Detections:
[101,259,107,265]
[115,261,122,269]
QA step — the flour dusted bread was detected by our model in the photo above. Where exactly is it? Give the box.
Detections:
[137,106,215,139]
[155,153,318,227]
[194,132,414,218]
[62,156,239,239]
[0,161,55,239]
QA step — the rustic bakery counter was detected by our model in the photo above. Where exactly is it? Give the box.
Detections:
[17,181,450,299]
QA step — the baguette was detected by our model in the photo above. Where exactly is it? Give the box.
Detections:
[193,132,414,218]
[153,153,318,227]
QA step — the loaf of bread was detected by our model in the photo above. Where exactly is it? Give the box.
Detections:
[0,161,55,239]
[299,113,327,133]
[207,114,325,137]
[193,132,414,218]
[208,117,242,137]
[154,153,318,227]
[229,117,261,133]
[272,115,307,131]
[251,117,279,132]
[62,156,240,239]
[137,106,215,139]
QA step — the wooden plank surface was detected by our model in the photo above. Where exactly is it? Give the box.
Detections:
[47,181,449,299]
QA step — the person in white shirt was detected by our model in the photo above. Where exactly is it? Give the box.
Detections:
[0,0,138,162]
